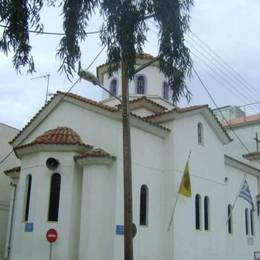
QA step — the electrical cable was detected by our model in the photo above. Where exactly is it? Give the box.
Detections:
[148,20,259,107]
[187,40,259,104]
[190,31,260,97]
[187,35,260,102]
[0,24,100,36]
[193,67,253,154]
[190,51,249,104]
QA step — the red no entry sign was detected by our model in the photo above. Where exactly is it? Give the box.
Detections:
[46,229,58,243]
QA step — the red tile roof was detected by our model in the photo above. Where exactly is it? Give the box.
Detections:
[4,166,21,175]
[15,127,93,150]
[34,127,83,145]
[144,104,232,141]
[128,96,168,111]
[61,91,118,112]
[74,148,114,159]
[222,114,260,128]
[144,105,208,120]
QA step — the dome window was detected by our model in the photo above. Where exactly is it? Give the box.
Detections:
[162,81,169,100]
[136,75,146,94]
[110,79,118,97]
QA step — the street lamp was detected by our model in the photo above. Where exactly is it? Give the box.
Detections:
[78,70,122,102]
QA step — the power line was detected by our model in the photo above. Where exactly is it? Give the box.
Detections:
[0,24,100,36]
[193,67,252,154]
[0,45,106,168]
[0,151,13,165]
[148,21,259,107]
[190,50,257,107]
[187,34,260,100]
[189,31,260,97]
[187,39,259,104]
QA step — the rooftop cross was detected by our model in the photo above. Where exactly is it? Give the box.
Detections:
[253,132,260,152]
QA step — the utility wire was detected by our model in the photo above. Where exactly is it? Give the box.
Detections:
[190,31,260,97]
[193,67,252,154]
[148,21,259,107]
[190,51,243,102]
[0,45,106,168]
[190,50,257,108]
[0,151,14,166]
[0,24,100,36]
[187,40,259,104]
[194,68,260,226]
[187,34,260,100]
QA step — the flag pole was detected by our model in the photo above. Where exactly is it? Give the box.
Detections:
[167,149,192,231]
[167,195,180,232]
[226,175,246,224]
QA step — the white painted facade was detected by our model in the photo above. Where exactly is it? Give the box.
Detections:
[5,58,260,260]
[0,123,19,259]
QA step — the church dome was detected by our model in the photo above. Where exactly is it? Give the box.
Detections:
[34,127,84,145]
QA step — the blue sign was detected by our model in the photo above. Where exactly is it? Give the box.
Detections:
[25,223,34,232]
[116,225,124,235]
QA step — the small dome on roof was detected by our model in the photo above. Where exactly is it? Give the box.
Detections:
[34,127,83,145]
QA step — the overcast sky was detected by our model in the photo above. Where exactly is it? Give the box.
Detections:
[1,0,260,129]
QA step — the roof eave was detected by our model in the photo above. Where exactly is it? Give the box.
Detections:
[146,106,232,144]
[225,155,260,177]
[4,166,21,179]
[14,143,92,159]
[75,156,115,166]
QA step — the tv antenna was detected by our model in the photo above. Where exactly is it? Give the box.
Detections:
[31,74,50,104]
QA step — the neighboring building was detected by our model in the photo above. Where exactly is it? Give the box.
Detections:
[0,123,19,259]
[4,55,260,260]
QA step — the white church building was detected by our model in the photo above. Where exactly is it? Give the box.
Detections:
[3,54,260,260]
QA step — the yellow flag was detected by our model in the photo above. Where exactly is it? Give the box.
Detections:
[178,161,192,197]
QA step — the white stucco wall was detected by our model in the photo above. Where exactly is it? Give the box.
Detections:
[225,123,260,168]
[10,100,168,260]
[102,66,168,100]
[8,97,260,260]
[0,123,19,259]
[10,151,82,260]
[225,165,260,260]
[164,114,227,260]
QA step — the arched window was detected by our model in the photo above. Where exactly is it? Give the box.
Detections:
[162,82,169,100]
[24,175,32,221]
[250,209,254,236]
[195,194,201,230]
[227,204,233,234]
[110,79,118,97]
[48,173,61,222]
[197,122,204,145]
[245,208,249,235]
[140,185,148,226]
[204,196,210,230]
[136,75,146,94]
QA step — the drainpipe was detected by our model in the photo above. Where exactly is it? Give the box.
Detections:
[4,182,17,260]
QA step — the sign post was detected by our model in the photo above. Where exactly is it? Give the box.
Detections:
[46,229,58,260]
